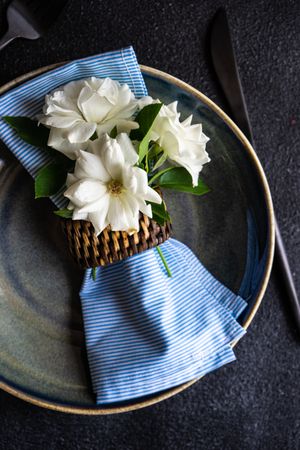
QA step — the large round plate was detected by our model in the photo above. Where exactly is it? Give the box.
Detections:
[0,64,275,414]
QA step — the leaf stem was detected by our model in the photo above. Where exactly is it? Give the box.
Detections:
[156,246,172,277]
[148,166,174,185]
[91,267,97,281]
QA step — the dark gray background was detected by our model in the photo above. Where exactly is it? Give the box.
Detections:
[0,0,299,449]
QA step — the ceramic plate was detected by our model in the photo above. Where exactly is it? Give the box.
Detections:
[0,65,274,414]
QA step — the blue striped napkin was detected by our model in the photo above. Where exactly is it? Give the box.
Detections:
[0,47,247,404]
[81,239,246,403]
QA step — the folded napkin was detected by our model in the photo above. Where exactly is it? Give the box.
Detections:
[81,238,246,403]
[0,47,247,404]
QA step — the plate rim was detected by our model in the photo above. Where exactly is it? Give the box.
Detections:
[0,62,275,415]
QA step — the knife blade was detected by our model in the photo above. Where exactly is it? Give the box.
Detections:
[209,8,300,335]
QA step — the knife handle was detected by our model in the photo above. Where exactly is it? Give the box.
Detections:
[274,217,300,334]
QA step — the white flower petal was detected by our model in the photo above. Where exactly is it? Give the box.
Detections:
[95,77,119,103]
[95,119,139,136]
[125,216,140,235]
[181,115,193,127]
[64,179,106,207]
[66,121,97,143]
[158,130,180,158]
[130,167,149,195]
[137,199,153,217]
[144,187,162,204]
[137,95,154,109]
[75,150,110,182]
[78,193,109,214]
[47,128,87,159]
[106,195,140,234]
[66,173,78,187]
[101,134,125,180]
[121,192,139,216]
[116,133,138,165]
[78,87,113,123]
[115,119,139,133]
[72,208,89,221]
[119,195,140,234]
[88,210,109,236]
[41,115,80,129]
[105,84,137,120]
[63,80,86,99]
[159,101,178,119]
[107,196,129,231]
[87,137,103,157]
[43,100,81,118]
[122,165,138,192]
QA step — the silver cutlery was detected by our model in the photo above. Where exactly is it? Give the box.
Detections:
[0,0,68,52]
[209,8,300,334]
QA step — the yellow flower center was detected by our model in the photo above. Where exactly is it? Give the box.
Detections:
[107,180,123,196]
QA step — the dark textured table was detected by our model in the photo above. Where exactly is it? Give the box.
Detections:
[0,0,299,449]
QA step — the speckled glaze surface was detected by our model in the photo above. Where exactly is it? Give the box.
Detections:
[0,65,274,414]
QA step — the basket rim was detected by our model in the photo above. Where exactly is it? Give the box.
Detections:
[62,213,172,268]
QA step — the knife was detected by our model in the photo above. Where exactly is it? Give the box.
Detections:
[209,8,300,334]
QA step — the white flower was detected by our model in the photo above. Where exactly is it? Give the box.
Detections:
[64,133,162,235]
[150,101,210,186]
[39,77,148,159]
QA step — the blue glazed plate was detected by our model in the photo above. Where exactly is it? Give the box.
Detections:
[0,65,274,414]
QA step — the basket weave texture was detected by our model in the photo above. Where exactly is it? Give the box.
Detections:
[62,214,172,268]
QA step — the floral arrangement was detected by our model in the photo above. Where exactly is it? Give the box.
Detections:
[4,77,211,274]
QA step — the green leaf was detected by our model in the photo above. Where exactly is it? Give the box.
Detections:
[53,153,75,170]
[90,131,98,141]
[109,126,118,138]
[150,201,171,226]
[35,162,68,198]
[3,116,75,170]
[145,142,161,173]
[152,213,165,226]
[148,142,162,158]
[148,141,162,159]
[130,103,163,164]
[148,166,175,185]
[154,167,210,196]
[138,137,150,164]
[2,116,76,171]
[3,116,50,148]
[53,208,73,219]
[152,151,167,171]
[130,103,162,141]
[145,142,165,174]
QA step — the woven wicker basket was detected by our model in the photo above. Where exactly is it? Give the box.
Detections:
[61,213,172,268]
